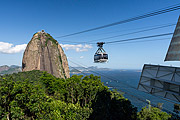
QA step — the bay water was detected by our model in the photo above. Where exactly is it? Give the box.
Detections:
[71,69,179,115]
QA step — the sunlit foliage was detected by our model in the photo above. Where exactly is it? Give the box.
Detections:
[1,70,174,120]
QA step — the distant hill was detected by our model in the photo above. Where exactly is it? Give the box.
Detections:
[0,65,21,75]
[0,65,139,75]
[70,68,81,73]
[0,65,111,75]
[0,65,9,73]
[69,66,112,73]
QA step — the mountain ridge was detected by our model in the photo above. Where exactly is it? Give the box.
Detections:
[0,65,21,75]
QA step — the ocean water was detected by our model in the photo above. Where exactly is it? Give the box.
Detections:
[71,69,179,115]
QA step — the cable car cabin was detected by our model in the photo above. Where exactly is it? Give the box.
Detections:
[94,42,108,63]
[94,53,108,63]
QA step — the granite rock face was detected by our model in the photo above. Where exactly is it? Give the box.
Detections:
[22,30,70,79]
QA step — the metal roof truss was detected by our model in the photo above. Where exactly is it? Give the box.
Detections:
[138,64,180,102]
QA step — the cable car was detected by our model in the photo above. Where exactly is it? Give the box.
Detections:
[94,42,108,63]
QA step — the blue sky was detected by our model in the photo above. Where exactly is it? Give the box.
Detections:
[0,0,180,69]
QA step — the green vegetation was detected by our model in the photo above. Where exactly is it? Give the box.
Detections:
[59,55,62,64]
[0,70,176,120]
[137,106,171,120]
[33,32,38,36]
[137,100,173,120]
[38,36,41,40]
[0,70,137,119]
[45,33,58,46]
[58,55,66,78]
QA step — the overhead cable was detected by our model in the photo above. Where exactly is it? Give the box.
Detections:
[69,59,178,105]
[59,33,172,45]
[85,22,175,36]
[69,60,177,114]
[86,23,175,42]
[57,4,180,38]
[58,23,175,44]
[69,59,137,89]
[109,38,170,45]
[105,33,173,44]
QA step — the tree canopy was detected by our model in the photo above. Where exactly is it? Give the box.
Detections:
[0,70,176,120]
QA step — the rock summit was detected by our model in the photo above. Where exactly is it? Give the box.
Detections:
[22,30,70,79]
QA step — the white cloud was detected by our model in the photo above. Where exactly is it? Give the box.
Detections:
[80,56,84,59]
[60,44,92,52]
[0,42,92,54]
[0,42,27,54]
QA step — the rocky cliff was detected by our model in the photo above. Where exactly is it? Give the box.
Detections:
[22,30,70,79]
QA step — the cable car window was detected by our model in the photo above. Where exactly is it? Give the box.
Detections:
[103,54,108,59]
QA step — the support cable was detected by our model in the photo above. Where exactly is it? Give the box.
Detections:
[58,23,175,44]
[69,60,177,114]
[68,59,178,105]
[57,4,180,38]
[105,33,173,44]
[86,23,175,43]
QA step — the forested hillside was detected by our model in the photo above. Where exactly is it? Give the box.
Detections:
[0,70,174,120]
